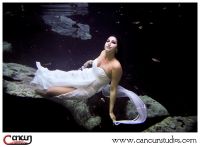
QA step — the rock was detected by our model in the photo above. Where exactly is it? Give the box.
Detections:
[3,41,12,52]
[141,95,169,118]
[42,15,91,40]
[3,63,36,81]
[40,3,92,40]
[76,23,92,40]
[125,95,169,120]
[3,62,170,130]
[3,63,40,98]
[144,116,197,132]
[48,98,101,130]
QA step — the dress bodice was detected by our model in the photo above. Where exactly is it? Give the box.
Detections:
[90,59,110,92]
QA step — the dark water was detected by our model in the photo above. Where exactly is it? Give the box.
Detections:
[3,3,197,132]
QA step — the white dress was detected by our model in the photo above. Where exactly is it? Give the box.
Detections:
[31,59,147,125]
[31,59,110,99]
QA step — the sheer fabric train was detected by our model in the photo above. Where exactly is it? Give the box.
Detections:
[102,85,147,125]
[31,59,147,125]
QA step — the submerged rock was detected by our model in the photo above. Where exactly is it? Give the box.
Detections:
[3,41,12,52]
[42,15,91,40]
[126,95,169,120]
[3,62,170,130]
[3,63,40,98]
[41,3,91,40]
[144,116,197,132]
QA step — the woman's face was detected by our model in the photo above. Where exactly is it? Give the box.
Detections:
[104,36,118,53]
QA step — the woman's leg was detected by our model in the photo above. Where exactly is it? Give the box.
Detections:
[47,86,76,96]
[36,86,76,97]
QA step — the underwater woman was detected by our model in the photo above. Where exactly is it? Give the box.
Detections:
[31,35,147,125]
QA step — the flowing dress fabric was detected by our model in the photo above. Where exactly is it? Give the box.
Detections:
[31,59,147,125]
[31,59,110,99]
[102,85,147,125]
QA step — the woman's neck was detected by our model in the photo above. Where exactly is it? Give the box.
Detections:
[104,50,115,60]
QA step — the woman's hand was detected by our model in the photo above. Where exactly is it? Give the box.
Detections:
[83,60,93,69]
[109,112,116,122]
[79,60,93,70]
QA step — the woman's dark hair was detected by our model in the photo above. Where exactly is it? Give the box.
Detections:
[110,34,124,63]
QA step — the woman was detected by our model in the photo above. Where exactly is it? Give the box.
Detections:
[31,36,147,125]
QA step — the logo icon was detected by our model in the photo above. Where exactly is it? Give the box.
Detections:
[3,135,32,145]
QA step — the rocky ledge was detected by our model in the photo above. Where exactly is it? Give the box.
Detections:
[3,62,197,131]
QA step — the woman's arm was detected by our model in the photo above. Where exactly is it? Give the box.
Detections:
[80,60,93,70]
[81,51,103,69]
[83,60,93,68]
[109,62,122,121]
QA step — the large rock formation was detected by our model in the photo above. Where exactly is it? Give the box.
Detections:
[3,62,172,131]
[40,4,92,40]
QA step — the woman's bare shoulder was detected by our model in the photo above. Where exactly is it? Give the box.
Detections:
[111,59,122,81]
[112,59,122,76]
[113,59,122,69]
